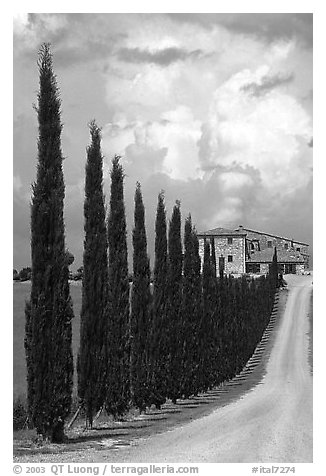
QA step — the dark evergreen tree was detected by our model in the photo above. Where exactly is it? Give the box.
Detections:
[210,236,217,278]
[207,237,221,385]
[236,276,250,372]
[24,43,74,442]
[149,191,169,409]
[198,240,216,391]
[77,121,108,428]
[181,215,201,398]
[106,156,130,417]
[271,247,278,289]
[130,182,151,412]
[190,228,203,395]
[166,201,183,403]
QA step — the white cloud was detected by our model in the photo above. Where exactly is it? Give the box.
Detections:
[220,171,253,191]
[102,106,202,181]
[199,65,312,195]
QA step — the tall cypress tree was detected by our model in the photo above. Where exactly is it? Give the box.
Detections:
[149,191,169,409]
[77,121,108,428]
[191,228,203,394]
[210,237,220,385]
[106,156,130,417]
[199,241,215,391]
[181,215,202,398]
[24,43,74,442]
[130,182,151,412]
[166,201,183,403]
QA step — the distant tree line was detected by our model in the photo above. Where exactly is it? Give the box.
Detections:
[24,43,279,443]
[14,251,75,282]
[14,267,32,281]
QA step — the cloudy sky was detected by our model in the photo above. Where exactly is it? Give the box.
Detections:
[13,13,313,270]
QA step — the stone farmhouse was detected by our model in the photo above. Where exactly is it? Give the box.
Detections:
[197,225,309,276]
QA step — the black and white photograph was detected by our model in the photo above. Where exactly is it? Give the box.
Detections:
[12,6,316,471]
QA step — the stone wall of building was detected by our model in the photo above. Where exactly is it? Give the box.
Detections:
[246,230,289,250]
[259,262,304,275]
[245,229,309,269]
[198,235,246,275]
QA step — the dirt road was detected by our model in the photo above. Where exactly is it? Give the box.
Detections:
[106,274,313,463]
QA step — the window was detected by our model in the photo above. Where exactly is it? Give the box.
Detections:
[284,243,288,250]
[267,240,272,248]
[228,255,233,262]
[246,263,260,274]
[227,237,233,245]
[296,247,300,252]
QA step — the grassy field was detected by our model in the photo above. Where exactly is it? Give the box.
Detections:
[13,281,83,398]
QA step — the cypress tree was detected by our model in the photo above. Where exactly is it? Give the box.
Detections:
[191,228,203,394]
[211,236,217,278]
[106,156,130,417]
[271,247,278,289]
[181,215,201,398]
[130,182,151,412]
[149,192,169,409]
[77,121,108,428]
[236,276,250,371]
[199,240,216,391]
[166,201,183,403]
[24,43,74,442]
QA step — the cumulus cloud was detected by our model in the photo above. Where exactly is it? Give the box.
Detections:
[198,65,312,196]
[102,106,202,181]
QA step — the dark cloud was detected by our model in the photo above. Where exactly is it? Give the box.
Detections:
[117,47,204,65]
[167,13,312,47]
[241,72,294,97]
[247,177,313,264]
[15,14,127,68]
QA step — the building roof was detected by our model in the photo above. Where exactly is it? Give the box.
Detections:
[198,225,309,248]
[247,249,305,263]
[235,226,309,246]
[198,227,246,237]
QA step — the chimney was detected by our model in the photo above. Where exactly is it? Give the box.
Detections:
[238,225,243,232]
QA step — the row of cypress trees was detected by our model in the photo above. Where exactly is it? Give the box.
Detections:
[76,124,277,420]
[24,44,278,443]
